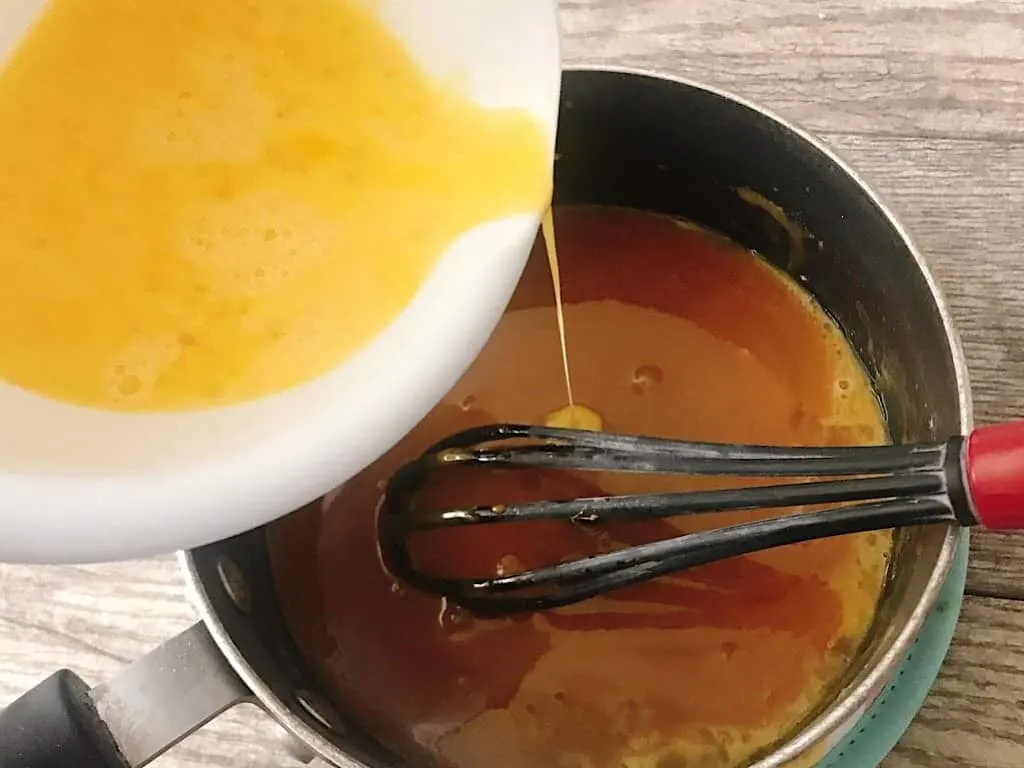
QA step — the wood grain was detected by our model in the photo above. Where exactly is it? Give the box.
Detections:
[4,1,1024,766]
[889,595,1024,768]
[559,0,1024,141]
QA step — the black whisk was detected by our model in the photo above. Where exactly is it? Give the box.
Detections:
[378,421,1024,616]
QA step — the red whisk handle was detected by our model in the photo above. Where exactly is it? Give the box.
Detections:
[964,421,1024,530]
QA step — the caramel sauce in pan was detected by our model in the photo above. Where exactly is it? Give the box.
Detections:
[269,206,891,768]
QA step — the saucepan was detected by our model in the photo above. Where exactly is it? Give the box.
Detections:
[0,67,969,768]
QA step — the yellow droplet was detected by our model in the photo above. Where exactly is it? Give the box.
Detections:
[545,403,603,431]
[495,553,525,577]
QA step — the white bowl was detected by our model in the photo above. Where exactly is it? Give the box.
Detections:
[0,0,561,563]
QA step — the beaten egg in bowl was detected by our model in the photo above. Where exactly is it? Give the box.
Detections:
[0,0,552,411]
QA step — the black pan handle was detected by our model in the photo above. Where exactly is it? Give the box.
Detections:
[0,669,129,768]
[0,623,250,767]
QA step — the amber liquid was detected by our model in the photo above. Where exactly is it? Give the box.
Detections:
[269,206,891,768]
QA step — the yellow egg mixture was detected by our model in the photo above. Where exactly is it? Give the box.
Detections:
[0,0,549,410]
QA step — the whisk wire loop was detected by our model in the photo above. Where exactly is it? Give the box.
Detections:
[424,423,950,476]
[378,424,969,616]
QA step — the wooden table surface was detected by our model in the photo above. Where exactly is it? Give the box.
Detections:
[3,1,1024,766]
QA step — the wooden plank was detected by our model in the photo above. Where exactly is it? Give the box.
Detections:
[968,533,1024,600]
[2,558,1023,767]
[0,559,279,767]
[886,594,1024,768]
[559,0,1024,140]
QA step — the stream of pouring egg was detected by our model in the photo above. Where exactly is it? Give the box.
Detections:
[541,208,603,431]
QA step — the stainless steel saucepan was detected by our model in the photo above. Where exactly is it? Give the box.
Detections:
[0,67,970,768]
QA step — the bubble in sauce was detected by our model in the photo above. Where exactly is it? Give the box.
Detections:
[495,553,525,577]
[437,598,473,634]
[631,363,664,395]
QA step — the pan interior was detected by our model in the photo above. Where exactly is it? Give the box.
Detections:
[186,69,964,768]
